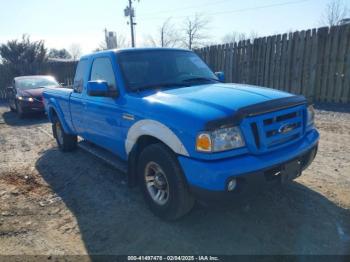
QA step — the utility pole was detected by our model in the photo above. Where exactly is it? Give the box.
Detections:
[129,0,135,47]
[124,0,137,47]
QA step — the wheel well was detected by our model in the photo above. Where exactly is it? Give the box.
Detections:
[136,135,164,154]
[127,135,171,188]
[49,107,58,122]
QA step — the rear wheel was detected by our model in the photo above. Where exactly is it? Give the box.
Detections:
[138,143,195,220]
[52,118,77,152]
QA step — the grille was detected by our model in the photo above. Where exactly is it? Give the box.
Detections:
[245,105,305,153]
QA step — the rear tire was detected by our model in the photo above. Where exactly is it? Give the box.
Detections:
[138,143,195,220]
[52,117,77,152]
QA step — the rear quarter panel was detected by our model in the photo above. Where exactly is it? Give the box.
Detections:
[43,87,75,134]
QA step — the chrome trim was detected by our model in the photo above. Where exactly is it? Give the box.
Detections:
[122,113,135,121]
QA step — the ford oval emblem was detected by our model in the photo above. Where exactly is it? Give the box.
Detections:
[279,123,294,134]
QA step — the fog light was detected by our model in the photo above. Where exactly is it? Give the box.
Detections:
[227,179,237,192]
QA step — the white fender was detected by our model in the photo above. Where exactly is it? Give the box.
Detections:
[125,119,189,156]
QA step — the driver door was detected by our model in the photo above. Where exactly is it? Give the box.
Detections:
[83,56,125,158]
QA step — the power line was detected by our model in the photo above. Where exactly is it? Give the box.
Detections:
[139,0,312,21]
[139,0,232,18]
[201,0,311,16]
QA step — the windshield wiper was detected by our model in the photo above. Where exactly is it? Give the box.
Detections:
[132,82,189,92]
[182,77,220,84]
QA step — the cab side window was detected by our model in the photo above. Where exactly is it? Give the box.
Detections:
[73,59,88,93]
[90,57,117,90]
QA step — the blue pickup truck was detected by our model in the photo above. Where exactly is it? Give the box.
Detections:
[43,48,319,220]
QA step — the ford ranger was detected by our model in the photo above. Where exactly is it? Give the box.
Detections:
[43,48,319,220]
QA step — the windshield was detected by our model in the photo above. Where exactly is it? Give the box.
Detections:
[16,77,59,90]
[117,50,218,91]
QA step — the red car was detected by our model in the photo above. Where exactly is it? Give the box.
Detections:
[7,75,61,117]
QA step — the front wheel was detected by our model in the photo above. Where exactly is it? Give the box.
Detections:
[15,101,24,118]
[52,118,77,152]
[138,143,195,220]
[9,103,16,112]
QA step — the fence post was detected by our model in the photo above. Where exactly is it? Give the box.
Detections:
[334,25,350,103]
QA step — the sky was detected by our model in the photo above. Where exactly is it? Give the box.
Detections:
[0,0,335,55]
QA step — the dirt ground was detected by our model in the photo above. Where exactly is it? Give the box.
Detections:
[0,101,349,256]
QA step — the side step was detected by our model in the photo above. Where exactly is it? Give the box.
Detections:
[78,140,128,174]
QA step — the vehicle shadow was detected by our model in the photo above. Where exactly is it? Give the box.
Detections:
[1,108,48,126]
[36,148,350,256]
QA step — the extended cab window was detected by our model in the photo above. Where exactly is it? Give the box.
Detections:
[73,59,88,93]
[90,57,117,90]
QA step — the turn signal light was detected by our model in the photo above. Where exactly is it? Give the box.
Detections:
[196,133,212,152]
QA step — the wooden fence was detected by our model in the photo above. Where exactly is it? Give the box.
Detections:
[196,24,350,103]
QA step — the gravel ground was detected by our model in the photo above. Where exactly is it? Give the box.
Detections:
[0,102,349,256]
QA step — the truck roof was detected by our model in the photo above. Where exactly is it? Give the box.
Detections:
[80,47,191,60]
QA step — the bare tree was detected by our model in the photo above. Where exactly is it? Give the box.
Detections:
[221,31,258,44]
[116,34,128,48]
[145,18,181,48]
[69,44,82,60]
[143,35,158,47]
[221,32,246,44]
[320,0,349,26]
[159,18,181,47]
[182,14,210,50]
[95,33,129,52]
[249,31,259,41]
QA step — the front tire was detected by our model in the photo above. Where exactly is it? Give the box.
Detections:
[9,104,16,112]
[52,118,77,152]
[15,101,24,118]
[138,143,195,220]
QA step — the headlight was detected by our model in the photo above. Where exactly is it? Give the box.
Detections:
[196,126,245,153]
[17,96,34,102]
[307,105,315,126]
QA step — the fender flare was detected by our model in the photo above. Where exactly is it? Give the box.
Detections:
[47,99,72,134]
[125,119,189,157]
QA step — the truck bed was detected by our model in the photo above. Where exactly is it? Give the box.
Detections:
[43,87,74,132]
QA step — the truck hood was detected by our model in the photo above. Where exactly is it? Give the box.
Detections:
[142,83,294,124]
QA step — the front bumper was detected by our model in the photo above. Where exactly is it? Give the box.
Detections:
[18,100,44,112]
[178,129,319,195]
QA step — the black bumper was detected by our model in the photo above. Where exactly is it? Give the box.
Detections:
[19,101,45,112]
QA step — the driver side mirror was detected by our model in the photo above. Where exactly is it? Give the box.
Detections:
[87,81,118,97]
[215,72,225,82]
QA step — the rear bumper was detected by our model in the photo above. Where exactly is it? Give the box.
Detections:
[178,129,319,195]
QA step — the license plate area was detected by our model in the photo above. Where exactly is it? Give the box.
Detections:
[280,159,302,183]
